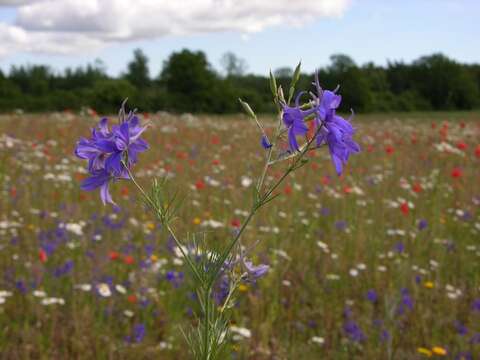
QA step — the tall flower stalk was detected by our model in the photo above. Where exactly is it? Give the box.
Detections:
[74,64,359,359]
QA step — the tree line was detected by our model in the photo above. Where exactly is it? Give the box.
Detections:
[0,49,479,114]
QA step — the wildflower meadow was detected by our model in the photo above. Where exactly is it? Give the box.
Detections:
[0,70,480,359]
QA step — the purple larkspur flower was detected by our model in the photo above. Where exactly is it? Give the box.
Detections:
[165,270,184,288]
[103,115,149,176]
[415,274,422,284]
[320,206,330,216]
[75,108,148,205]
[469,333,480,344]
[343,320,366,342]
[53,260,74,277]
[281,92,316,152]
[335,220,347,231]
[261,135,272,149]
[380,329,390,342]
[396,288,414,315]
[213,274,230,305]
[471,298,480,312]
[74,118,111,173]
[455,351,473,360]
[243,259,269,281]
[454,321,468,336]
[367,289,378,303]
[312,72,360,175]
[418,219,428,230]
[125,323,146,343]
[16,280,27,294]
[394,242,404,253]
[80,168,118,205]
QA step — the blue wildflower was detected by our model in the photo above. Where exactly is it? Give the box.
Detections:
[469,333,480,344]
[343,320,366,342]
[454,321,468,336]
[261,135,273,149]
[53,260,74,277]
[312,71,360,175]
[367,289,378,303]
[213,274,230,305]
[471,298,480,312]
[243,259,269,281]
[75,108,148,205]
[380,329,390,342]
[281,92,316,152]
[394,242,404,253]
[455,351,473,360]
[418,219,428,230]
[396,288,414,315]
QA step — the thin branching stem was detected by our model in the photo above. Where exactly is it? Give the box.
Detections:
[122,162,202,283]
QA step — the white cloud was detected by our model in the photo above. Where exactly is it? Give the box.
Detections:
[0,0,44,6]
[1,0,352,58]
[0,23,104,58]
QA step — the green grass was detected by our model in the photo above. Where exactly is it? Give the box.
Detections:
[0,111,479,359]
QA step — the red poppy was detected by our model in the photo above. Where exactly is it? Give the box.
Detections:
[343,186,352,194]
[127,294,137,304]
[195,180,206,190]
[212,159,220,166]
[231,219,241,228]
[475,145,480,158]
[284,185,292,195]
[211,136,220,145]
[400,202,409,216]
[412,183,422,193]
[109,251,120,261]
[121,186,129,196]
[176,151,188,160]
[457,142,467,150]
[385,145,394,155]
[39,249,47,263]
[451,167,463,179]
[123,255,135,265]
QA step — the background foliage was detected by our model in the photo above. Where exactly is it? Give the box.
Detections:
[0,49,479,114]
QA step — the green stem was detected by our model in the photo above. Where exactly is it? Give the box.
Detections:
[210,120,323,287]
[220,278,240,314]
[123,162,202,283]
[203,287,210,359]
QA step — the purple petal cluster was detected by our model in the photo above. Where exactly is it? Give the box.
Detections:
[312,72,360,175]
[75,111,148,205]
[243,259,269,281]
[280,73,359,175]
[281,92,316,152]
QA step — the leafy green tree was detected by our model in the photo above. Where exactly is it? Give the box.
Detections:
[411,54,479,109]
[326,54,372,112]
[160,49,218,112]
[125,49,150,89]
[90,79,137,114]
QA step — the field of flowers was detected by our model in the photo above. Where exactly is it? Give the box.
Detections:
[0,110,479,359]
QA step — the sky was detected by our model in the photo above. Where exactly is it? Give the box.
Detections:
[0,0,478,77]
